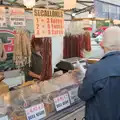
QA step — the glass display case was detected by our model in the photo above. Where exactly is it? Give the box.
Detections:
[0,70,85,120]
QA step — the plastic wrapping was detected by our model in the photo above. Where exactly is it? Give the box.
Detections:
[0,70,84,119]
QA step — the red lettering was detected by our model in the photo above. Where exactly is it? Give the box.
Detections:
[51,18,53,23]
[47,18,50,23]
[37,24,39,29]
[48,30,51,34]
[53,19,55,23]
[37,30,40,35]
[48,24,50,29]
[41,19,44,22]
[52,24,54,29]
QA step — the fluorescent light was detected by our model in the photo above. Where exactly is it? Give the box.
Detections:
[23,0,35,8]
[72,13,76,17]
[88,14,93,18]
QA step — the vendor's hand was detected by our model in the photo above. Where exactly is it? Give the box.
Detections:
[37,75,41,80]
[0,74,4,82]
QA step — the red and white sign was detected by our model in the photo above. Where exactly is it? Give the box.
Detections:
[0,29,15,53]
[10,8,25,27]
[0,7,7,27]
[25,103,46,120]
[33,8,64,38]
[4,37,14,53]
[10,8,24,15]
[54,93,70,111]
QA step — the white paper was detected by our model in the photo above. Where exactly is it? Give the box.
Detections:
[54,93,70,111]
[10,16,25,27]
[25,103,46,120]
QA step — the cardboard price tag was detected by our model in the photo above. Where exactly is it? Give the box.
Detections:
[10,16,25,27]
[0,116,8,120]
[25,103,46,120]
[68,87,80,104]
[54,93,70,111]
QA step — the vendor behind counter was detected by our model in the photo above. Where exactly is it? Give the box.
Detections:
[25,38,43,82]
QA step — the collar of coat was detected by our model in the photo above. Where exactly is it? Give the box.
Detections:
[101,51,120,60]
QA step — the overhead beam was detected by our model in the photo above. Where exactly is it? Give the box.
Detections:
[5,0,25,7]
[75,5,94,15]
[64,12,72,16]
[78,2,90,7]
[77,0,94,4]
[48,1,62,9]
[72,17,111,21]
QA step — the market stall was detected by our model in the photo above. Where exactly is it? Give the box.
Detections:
[0,0,91,120]
[2,0,119,119]
[0,70,85,120]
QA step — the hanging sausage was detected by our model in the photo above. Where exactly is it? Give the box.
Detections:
[13,28,31,68]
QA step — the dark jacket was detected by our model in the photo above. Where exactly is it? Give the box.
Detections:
[25,50,42,81]
[78,51,120,120]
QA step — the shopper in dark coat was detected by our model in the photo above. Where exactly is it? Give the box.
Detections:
[78,26,120,120]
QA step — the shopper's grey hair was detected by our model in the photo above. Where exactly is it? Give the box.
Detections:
[103,26,120,51]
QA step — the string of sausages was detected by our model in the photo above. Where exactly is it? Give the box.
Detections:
[13,28,31,68]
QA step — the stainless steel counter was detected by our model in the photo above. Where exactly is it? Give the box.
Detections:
[46,101,85,120]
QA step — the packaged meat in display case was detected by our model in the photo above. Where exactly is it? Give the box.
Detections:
[38,80,60,94]
[43,93,55,116]
[50,70,84,89]
[0,70,84,120]
[0,95,8,117]
[50,72,77,89]
[0,85,43,120]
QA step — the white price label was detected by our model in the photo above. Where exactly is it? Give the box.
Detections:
[0,116,8,120]
[54,93,70,111]
[68,87,80,104]
[25,103,46,120]
[10,16,25,27]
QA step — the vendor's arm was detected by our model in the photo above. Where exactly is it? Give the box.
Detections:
[28,71,41,80]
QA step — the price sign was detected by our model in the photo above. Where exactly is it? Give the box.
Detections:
[54,93,70,111]
[10,16,25,26]
[68,87,80,104]
[33,8,64,38]
[25,103,46,120]
[0,116,8,120]
[10,8,25,27]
